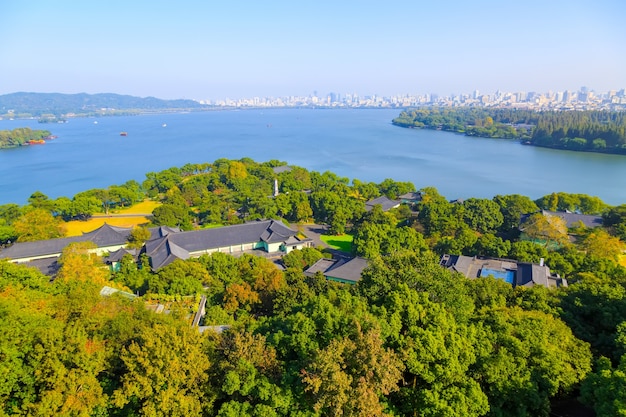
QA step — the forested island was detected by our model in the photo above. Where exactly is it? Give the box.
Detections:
[393,108,626,155]
[1,158,626,416]
[0,127,52,148]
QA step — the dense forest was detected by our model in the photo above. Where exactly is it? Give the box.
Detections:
[1,158,626,416]
[392,108,626,154]
[0,92,208,118]
[0,127,52,148]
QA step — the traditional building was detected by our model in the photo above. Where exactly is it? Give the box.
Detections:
[0,220,311,274]
[144,219,311,270]
[364,196,400,212]
[304,256,369,285]
[439,254,567,288]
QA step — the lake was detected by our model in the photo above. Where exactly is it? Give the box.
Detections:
[1,108,625,206]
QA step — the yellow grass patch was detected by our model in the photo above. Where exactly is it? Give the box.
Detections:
[93,200,161,215]
[65,200,161,237]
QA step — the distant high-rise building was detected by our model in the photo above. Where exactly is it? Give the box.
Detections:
[563,90,571,102]
[556,91,564,102]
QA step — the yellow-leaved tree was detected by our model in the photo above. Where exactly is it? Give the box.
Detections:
[55,241,109,286]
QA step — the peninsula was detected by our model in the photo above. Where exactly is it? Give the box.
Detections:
[393,107,626,155]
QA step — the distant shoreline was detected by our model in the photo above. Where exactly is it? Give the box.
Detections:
[395,123,626,157]
[0,106,402,122]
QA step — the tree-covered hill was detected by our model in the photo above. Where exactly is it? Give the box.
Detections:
[1,158,626,416]
[0,92,208,118]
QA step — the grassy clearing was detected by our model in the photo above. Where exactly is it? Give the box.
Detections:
[65,200,160,236]
[93,200,161,215]
[65,217,151,236]
[320,233,354,252]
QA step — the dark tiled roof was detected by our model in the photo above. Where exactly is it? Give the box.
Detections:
[398,192,422,202]
[520,210,603,229]
[326,257,369,282]
[0,223,132,260]
[0,236,85,260]
[365,196,400,212]
[304,258,337,276]
[163,220,296,252]
[21,257,59,276]
[440,254,475,277]
[149,226,181,240]
[542,210,603,228]
[80,224,133,246]
[440,254,567,289]
[516,262,567,288]
[306,257,369,283]
[145,238,191,270]
[146,220,300,269]
[260,221,297,243]
[106,247,139,263]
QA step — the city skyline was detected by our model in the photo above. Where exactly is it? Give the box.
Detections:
[1,0,625,101]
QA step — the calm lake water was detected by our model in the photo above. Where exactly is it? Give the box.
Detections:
[1,108,625,206]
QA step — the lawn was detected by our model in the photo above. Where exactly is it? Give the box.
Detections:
[93,200,161,215]
[64,200,160,237]
[320,233,353,253]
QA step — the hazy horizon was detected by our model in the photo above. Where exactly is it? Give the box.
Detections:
[1,0,625,101]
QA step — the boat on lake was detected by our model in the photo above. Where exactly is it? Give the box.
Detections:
[120,132,128,136]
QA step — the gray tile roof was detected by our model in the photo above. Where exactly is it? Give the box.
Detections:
[106,247,139,263]
[365,196,400,212]
[326,257,369,282]
[159,220,296,252]
[145,238,191,270]
[0,223,132,260]
[516,262,567,288]
[21,257,59,276]
[80,224,133,246]
[398,192,422,202]
[440,254,567,289]
[146,220,302,269]
[304,258,337,276]
[305,257,369,283]
[440,254,475,277]
[520,210,603,229]
[542,210,603,228]
[149,226,181,240]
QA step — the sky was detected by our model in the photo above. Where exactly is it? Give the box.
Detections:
[1,0,625,101]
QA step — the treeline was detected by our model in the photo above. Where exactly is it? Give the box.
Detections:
[393,108,626,154]
[532,111,626,152]
[1,158,626,415]
[0,92,207,118]
[0,127,51,149]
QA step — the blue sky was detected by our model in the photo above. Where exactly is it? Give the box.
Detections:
[1,0,625,100]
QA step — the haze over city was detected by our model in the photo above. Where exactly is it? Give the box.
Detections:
[1,0,625,101]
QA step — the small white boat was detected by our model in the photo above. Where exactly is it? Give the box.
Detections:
[162,123,167,128]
